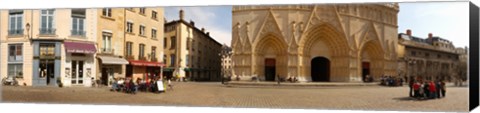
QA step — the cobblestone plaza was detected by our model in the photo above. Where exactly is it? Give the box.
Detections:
[1,82,468,112]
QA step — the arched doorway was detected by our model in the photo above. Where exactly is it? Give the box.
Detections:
[361,62,370,81]
[311,57,330,82]
[264,58,276,81]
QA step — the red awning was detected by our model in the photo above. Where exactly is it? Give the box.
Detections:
[64,41,97,54]
[129,60,165,67]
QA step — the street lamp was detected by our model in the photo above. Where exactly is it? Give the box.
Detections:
[25,23,30,39]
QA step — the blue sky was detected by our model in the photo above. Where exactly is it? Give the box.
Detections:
[163,2,470,48]
[398,2,469,48]
[164,6,232,46]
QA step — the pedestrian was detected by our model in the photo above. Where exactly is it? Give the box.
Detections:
[409,78,415,97]
[413,80,421,99]
[436,80,442,98]
[277,74,280,85]
[428,81,437,99]
[423,81,429,99]
[441,80,446,97]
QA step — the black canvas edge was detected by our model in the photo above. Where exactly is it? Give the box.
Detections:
[469,1,480,111]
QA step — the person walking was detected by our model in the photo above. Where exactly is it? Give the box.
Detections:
[409,78,415,97]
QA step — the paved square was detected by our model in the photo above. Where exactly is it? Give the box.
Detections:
[1,82,468,112]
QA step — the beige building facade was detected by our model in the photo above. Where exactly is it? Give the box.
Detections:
[164,10,222,81]
[232,4,399,82]
[0,7,164,87]
[1,9,98,86]
[397,29,465,82]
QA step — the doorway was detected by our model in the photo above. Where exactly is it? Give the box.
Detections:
[101,67,113,85]
[71,60,84,85]
[362,62,370,82]
[264,58,276,81]
[311,57,330,82]
[40,60,55,85]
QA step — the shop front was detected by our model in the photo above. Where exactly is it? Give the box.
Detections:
[97,56,129,86]
[127,60,165,83]
[32,41,62,86]
[62,41,97,87]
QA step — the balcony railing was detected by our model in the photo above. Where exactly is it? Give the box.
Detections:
[151,57,158,62]
[100,48,114,54]
[139,56,147,61]
[40,28,56,35]
[71,30,86,37]
[8,29,24,35]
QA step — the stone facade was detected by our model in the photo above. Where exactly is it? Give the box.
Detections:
[397,29,463,82]
[232,4,399,82]
[163,10,222,81]
[220,44,233,78]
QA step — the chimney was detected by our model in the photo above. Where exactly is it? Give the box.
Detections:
[428,33,433,38]
[406,29,412,36]
[179,9,184,20]
[206,32,210,36]
[201,28,205,32]
[190,20,195,26]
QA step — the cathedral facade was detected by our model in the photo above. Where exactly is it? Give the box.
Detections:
[231,4,399,82]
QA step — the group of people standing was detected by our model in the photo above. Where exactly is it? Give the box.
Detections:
[409,79,446,100]
[110,76,173,94]
[379,75,403,86]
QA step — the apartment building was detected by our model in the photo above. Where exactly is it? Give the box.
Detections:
[0,7,164,87]
[164,10,222,81]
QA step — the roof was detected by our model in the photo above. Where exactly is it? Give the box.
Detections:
[165,19,222,47]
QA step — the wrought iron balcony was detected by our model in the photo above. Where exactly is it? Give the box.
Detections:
[40,28,56,35]
[8,29,24,35]
[71,30,86,37]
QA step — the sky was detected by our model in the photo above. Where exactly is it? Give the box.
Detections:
[163,2,470,48]
[164,6,232,46]
[398,2,469,48]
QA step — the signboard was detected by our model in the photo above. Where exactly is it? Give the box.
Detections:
[157,80,165,91]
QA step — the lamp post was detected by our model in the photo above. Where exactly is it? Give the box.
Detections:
[26,23,30,39]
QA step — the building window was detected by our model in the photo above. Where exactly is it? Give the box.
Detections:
[410,51,416,56]
[8,44,23,62]
[8,64,23,78]
[152,11,157,20]
[39,44,55,57]
[192,40,195,51]
[102,8,112,17]
[170,36,176,49]
[126,22,133,33]
[8,10,23,35]
[170,54,176,67]
[126,8,134,12]
[186,39,191,50]
[126,42,133,56]
[437,54,441,58]
[164,37,167,48]
[151,46,157,61]
[139,25,145,36]
[151,29,157,39]
[8,44,23,78]
[102,32,112,53]
[186,55,189,66]
[139,44,145,59]
[139,8,146,15]
[163,55,167,64]
[40,9,55,35]
[71,9,86,37]
[425,53,429,57]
